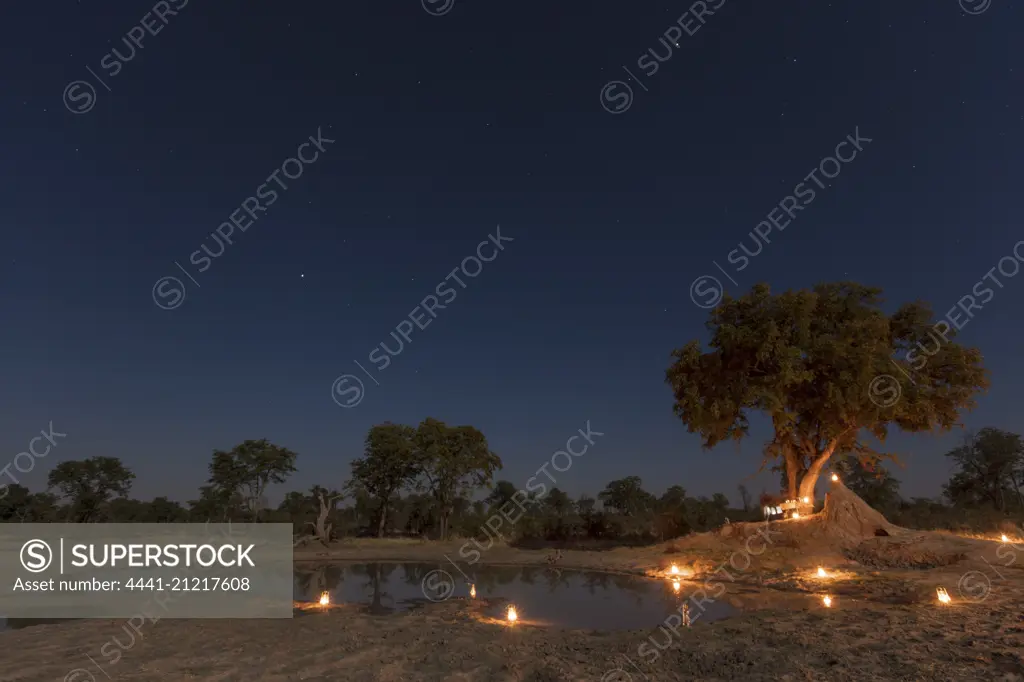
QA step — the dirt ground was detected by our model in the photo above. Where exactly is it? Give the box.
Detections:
[3,496,1024,681]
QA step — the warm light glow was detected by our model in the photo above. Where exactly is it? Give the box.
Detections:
[506,605,518,623]
[936,587,951,604]
[792,512,800,519]
[817,567,828,578]
[672,579,681,593]
[318,591,330,606]
[831,473,839,482]
[469,584,476,598]
[1001,534,1010,543]
[822,595,832,607]
[669,564,679,575]
[802,496,810,504]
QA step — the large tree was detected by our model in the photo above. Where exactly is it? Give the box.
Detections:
[350,423,420,538]
[666,282,989,506]
[943,428,1024,511]
[208,439,298,521]
[414,417,502,540]
[48,457,135,522]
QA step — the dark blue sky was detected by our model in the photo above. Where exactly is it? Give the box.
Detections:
[2,0,1020,505]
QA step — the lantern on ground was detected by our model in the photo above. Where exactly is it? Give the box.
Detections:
[822,595,833,608]
[506,605,518,623]
[319,591,330,607]
[936,587,951,604]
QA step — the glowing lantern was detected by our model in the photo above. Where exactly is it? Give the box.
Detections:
[802,496,810,504]
[669,564,679,575]
[831,473,839,482]
[936,587,951,604]
[822,595,832,607]
[318,591,330,607]
[792,512,800,519]
[506,605,518,623]
[672,579,681,593]
[817,567,828,578]
[469,584,476,598]
[1001,534,1009,543]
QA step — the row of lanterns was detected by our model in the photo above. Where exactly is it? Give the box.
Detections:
[317,585,520,623]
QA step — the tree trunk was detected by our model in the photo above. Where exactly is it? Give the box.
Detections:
[797,442,837,508]
[439,512,449,541]
[377,500,388,538]
[783,447,800,500]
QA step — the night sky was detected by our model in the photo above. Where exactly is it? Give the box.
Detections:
[2,0,1020,505]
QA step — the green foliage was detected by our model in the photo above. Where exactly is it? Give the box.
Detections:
[666,282,989,499]
[414,417,502,539]
[833,455,903,517]
[350,423,420,537]
[47,456,135,522]
[597,476,656,516]
[943,428,1024,512]
[207,439,298,521]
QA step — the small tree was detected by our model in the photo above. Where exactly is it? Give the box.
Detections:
[414,417,502,540]
[597,476,655,516]
[208,439,298,521]
[666,282,988,506]
[944,428,1024,511]
[48,457,135,522]
[350,423,420,538]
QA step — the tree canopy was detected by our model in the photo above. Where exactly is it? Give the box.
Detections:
[944,427,1024,511]
[350,422,420,537]
[208,438,298,521]
[47,456,135,522]
[666,282,989,503]
[415,417,502,539]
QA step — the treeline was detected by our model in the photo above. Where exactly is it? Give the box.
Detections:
[2,421,1023,542]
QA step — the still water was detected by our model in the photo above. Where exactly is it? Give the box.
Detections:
[294,562,736,629]
[2,562,736,631]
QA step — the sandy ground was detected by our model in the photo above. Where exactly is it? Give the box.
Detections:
[2,524,1024,682]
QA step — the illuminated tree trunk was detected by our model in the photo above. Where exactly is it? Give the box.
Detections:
[797,443,837,509]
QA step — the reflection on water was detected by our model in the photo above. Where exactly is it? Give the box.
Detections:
[1,562,736,632]
[294,562,736,630]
